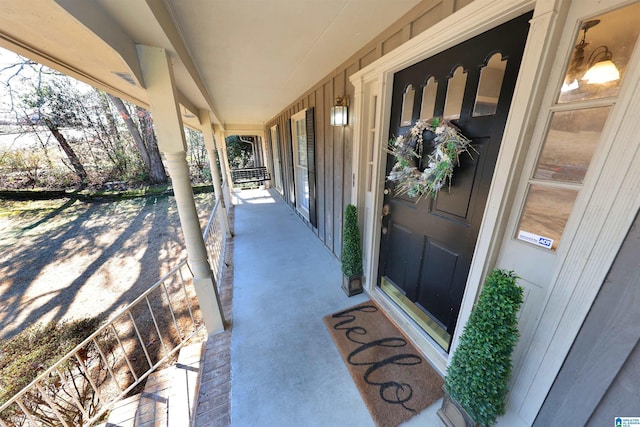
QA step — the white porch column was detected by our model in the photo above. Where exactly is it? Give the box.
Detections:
[214,126,234,208]
[137,45,224,334]
[199,109,231,238]
[260,136,271,189]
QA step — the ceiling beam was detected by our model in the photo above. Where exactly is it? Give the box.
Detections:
[145,0,224,126]
[54,0,144,87]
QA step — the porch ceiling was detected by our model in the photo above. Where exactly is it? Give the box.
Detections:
[0,0,422,129]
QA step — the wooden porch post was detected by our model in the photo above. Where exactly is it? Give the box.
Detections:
[199,110,231,238]
[137,45,224,334]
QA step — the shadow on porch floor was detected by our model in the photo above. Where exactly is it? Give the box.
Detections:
[196,188,442,426]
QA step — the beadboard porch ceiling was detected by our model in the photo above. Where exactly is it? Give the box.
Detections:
[0,0,422,128]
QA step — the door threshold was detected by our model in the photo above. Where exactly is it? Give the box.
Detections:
[380,278,452,352]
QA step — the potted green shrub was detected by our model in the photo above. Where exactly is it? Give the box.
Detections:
[438,269,523,427]
[341,204,363,296]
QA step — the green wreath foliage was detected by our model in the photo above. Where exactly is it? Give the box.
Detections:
[387,117,475,200]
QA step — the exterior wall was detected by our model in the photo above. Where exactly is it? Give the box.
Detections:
[534,210,640,425]
[267,0,640,424]
[265,0,472,257]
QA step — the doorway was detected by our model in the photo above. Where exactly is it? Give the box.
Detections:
[378,12,532,351]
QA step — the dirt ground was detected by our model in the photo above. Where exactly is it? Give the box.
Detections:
[0,193,216,340]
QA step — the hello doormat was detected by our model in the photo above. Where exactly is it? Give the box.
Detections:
[323,302,443,427]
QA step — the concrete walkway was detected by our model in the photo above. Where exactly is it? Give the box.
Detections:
[230,189,371,426]
[214,188,442,426]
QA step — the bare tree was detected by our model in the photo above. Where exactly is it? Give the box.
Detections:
[21,67,88,184]
[107,95,167,184]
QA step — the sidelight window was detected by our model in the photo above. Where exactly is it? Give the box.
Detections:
[516,3,640,251]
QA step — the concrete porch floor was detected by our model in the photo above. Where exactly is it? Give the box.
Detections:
[198,188,443,426]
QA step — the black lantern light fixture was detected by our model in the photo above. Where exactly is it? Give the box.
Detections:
[561,19,620,92]
[330,96,348,126]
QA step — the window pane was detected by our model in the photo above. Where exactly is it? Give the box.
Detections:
[443,66,467,120]
[533,106,610,183]
[295,119,307,167]
[298,168,309,210]
[558,3,640,103]
[401,84,415,126]
[517,185,578,251]
[420,77,438,119]
[473,53,506,117]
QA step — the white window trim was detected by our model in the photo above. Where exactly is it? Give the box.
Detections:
[291,109,310,218]
[270,124,283,194]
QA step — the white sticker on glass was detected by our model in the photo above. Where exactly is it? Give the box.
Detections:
[517,230,554,249]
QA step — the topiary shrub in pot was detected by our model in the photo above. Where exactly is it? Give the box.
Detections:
[341,204,363,296]
[438,269,523,427]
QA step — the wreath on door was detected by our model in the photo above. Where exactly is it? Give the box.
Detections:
[387,117,476,200]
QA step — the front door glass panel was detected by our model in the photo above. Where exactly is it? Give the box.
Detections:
[420,77,438,119]
[473,53,507,117]
[443,66,467,120]
[400,84,415,126]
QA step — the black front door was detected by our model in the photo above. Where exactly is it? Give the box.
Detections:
[378,12,532,351]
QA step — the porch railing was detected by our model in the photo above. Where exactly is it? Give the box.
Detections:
[0,197,228,427]
[203,198,227,285]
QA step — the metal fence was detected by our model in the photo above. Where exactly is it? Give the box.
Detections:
[0,197,228,426]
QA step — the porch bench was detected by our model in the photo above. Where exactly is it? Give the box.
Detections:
[231,166,271,184]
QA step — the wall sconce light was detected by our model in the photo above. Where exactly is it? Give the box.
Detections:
[561,19,620,92]
[330,96,348,126]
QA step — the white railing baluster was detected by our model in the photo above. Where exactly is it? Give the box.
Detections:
[110,323,138,382]
[93,337,120,391]
[15,398,38,426]
[53,367,91,422]
[180,272,197,326]
[161,281,184,341]
[74,353,102,406]
[145,295,169,356]
[127,311,153,368]
[34,381,70,427]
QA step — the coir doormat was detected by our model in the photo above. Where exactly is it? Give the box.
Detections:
[323,302,443,427]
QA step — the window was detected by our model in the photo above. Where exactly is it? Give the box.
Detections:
[290,109,317,225]
[270,125,283,193]
[516,3,640,251]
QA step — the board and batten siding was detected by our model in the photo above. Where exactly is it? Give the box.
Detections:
[534,210,640,425]
[265,0,472,258]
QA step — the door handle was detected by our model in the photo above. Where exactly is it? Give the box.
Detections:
[381,203,390,235]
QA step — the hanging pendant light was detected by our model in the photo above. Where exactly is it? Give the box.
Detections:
[582,46,620,84]
[561,19,620,92]
[561,20,595,92]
